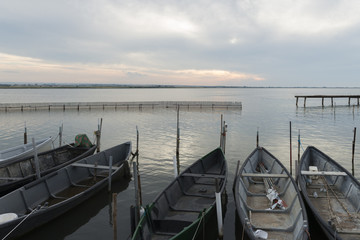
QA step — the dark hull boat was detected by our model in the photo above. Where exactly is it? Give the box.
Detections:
[0,143,97,196]
[0,141,131,239]
[233,147,309,240]
[298,146,360,240]
[132,147,227,240]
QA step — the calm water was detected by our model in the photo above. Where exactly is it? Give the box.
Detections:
[0,88,359,240]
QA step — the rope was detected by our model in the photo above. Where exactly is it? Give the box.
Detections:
[2,204,45,240]
[192,211,205,240]
[298,139,305,152]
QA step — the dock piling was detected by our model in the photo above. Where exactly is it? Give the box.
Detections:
[352,127,357,177]
[290,121,292,176]
[215,178,223,240]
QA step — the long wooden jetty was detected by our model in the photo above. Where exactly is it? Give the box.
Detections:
[295,95,360,107]
[0,101,242,112]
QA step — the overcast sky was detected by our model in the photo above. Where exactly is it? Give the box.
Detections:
[0,0,359,87]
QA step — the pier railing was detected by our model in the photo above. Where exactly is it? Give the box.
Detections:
[0,101,242,112]
[295,95,360,107]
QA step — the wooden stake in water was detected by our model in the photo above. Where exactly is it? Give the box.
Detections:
[296,130,300,176]
[173,156,178,178]
[352,127,357,176]
[176,105,180,174]
[96,118,103,153]
[135,126,142,205]
[133,161,140,226]
[220,114,223,149]
[290,121,292,176]
[24,122,27,144]
[256,128,259,148]
[32,138,41,179]
[59,124,63,147]
[108,156,113,192]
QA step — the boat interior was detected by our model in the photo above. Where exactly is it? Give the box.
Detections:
[236,148,307,240]
[300,147,360,239]
[139,149,226,239]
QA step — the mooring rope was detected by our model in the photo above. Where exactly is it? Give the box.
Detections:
[2,204,46,240]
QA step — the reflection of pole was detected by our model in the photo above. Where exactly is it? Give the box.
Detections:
[352,127,357,176]
[112,193,117,240]
[290,121,292,176]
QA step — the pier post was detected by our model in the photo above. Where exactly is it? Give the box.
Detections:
[358,98,359,106]
[256,128,259,148]
[59,124,63,147]
[63,104,65,111]
[133,161,140,226]
[352,127,356,176]
[303,97,306,107]
[322,97,324,107]
[296,97,298,107]
[108,156,113,192]
[348,97,351,106]
[290,121,292,176]
[96,118,103,153]
[331,97,334,107]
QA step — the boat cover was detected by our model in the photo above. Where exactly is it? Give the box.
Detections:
[74,134,92,148]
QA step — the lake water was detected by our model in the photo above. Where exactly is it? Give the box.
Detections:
[0,88,359,240]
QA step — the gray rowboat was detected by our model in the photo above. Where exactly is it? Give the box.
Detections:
[233,147,309,240]
[298,146,360,240]
[0,143,97,196]
[132,147,227,240]
[0,141,131,239]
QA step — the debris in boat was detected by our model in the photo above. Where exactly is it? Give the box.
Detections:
[266,188,285,210]
[254,229,268,239]
[313,192,318,198]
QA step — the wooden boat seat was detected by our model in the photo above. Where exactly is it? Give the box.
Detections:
[71,163,120,171]
[241,173,289,178]
[181,173,225,179]
[301,170,347,176]
[153,219,192,234]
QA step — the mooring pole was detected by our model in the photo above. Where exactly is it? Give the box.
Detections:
[59,124,63,147]
[108,156,113,192]
[352,127,357,176]
[96,118,103,153]
[32,138,41,179]
[173,156,178,178]
[176,105,180,174]
[215,178,223,239]
[290,121,292,176]
[222,121,227,154]
[220,114,223,149]
[296,130,300,176]
[256,128,259,148]
[133,161,140,226]
[24,122,27,144]
[135,126,142,205]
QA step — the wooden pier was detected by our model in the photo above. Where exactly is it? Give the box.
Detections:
[295,95,360,107]
[0,101,242,112]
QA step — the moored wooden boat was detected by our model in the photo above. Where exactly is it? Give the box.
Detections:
[0,141,131,239]
[233,147,309,240]
[298,146,360,240]
[132,147,227,240]
[0,137,53,165]
[0,140,97,196]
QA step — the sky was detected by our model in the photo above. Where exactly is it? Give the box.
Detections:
[0,0,359,87]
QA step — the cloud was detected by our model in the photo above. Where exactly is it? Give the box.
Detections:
[0,0,360,86]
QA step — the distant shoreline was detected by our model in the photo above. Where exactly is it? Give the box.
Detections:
[0,84,358,89]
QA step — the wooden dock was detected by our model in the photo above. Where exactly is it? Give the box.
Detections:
[295,95,360,107]
[0,101,242,112]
